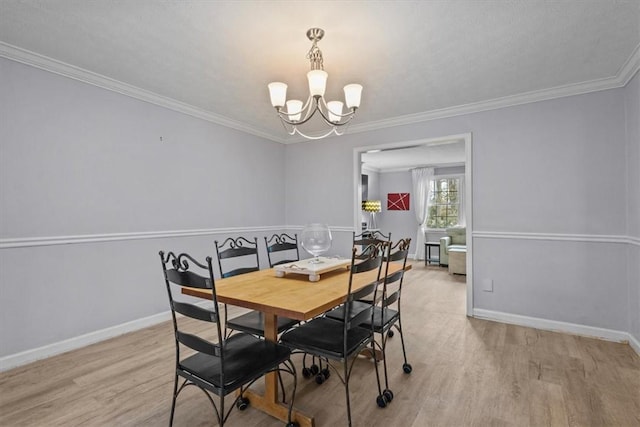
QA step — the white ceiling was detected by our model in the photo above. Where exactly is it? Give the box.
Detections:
[1,1,638,143]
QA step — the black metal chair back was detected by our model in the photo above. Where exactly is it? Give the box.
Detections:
[264,233,299,267]
[353,230,391,259]
[279,240,388,427]
[343,241,388,327]
[383,237,411,298]
[214,236,259,278]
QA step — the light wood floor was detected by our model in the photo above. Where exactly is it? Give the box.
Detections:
[1,263,639,426]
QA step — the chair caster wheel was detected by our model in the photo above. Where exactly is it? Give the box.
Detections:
[236,396,249,410]
[285,423,299,427]
[315,367,330,384]
[302,367,312,378]
[387,330,394,338]
[376,395,387,408]
[383,389,394,402]
[403,363,412,374]
[309,364,320,375]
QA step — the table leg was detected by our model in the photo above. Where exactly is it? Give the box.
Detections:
[241,313,315,427]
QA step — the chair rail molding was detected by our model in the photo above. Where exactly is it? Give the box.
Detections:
[472,230,632,245]
[0,225,358,249]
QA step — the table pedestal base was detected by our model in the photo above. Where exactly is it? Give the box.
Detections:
[242,388,315,427]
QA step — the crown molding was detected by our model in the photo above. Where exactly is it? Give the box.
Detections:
[344,42,640,137]
[361,165,381,174]
[0,42,286,144]
[618,43,640,86]
[2,41,638,145]
[348,71,639,137]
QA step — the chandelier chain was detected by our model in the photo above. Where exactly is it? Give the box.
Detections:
[306,41,324,71]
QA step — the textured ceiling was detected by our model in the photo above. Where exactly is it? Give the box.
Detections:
[0,1,638,143]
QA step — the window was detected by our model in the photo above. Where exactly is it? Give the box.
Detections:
[426,177,460,229]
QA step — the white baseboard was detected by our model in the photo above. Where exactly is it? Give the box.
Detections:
[473,308,632,345]
[629,333,640,356]
[4,305,637,372]
[0,310,172,372]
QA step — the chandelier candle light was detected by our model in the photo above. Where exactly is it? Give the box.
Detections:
[268,28,362,140]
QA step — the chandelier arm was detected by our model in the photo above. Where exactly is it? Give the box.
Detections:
[275,97,322,126]
[317,97,360,119]
[315,105,357,127]
[292,126,340,140]
[333,126,346,136]
[299,95,315,122]
[278,118,297,136]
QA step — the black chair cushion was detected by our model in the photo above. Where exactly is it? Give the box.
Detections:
[227,311,299,336]
[324,300,370,323]
[279,317,371,360]
[179,333,291,395]
[359,306,399,332]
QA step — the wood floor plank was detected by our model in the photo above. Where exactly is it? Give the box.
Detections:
[1,262,638,427]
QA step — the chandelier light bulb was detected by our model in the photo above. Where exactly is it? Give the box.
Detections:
[286,99,303,122]
[327,101,343,123]
[344,84,363,109]
[307,70,328,97]
[268,82,287,108]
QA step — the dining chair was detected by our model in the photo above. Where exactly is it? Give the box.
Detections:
[215,236,299,340]
[158,251,298,427]
[264,233,300,267]
[359,237,412,408]
[279,241,388,427]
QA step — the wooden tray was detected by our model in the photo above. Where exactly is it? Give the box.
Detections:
[274,257,350,282]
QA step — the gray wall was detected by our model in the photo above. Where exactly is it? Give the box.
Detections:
[285,86,633,333]
[376,171,417,251]
[0,58,286,357]
[625,71,640,346]
[1,55,638,362]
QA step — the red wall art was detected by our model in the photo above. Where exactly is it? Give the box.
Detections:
[387,193,410,211]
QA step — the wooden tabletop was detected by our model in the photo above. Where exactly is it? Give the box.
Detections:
[182,262,410,321]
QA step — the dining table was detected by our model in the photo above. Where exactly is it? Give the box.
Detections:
[182,260,410,427]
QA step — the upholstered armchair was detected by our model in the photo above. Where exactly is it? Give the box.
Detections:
[439,227,466,267]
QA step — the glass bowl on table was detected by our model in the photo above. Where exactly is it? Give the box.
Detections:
[300,223,332,264]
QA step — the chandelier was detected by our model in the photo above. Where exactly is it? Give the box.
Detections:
[267,28,362,140]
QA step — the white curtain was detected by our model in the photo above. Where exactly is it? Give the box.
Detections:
[458,177,466,227]
[411,167,434,260]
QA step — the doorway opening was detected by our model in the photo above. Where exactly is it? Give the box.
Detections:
[352,133,473,315]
